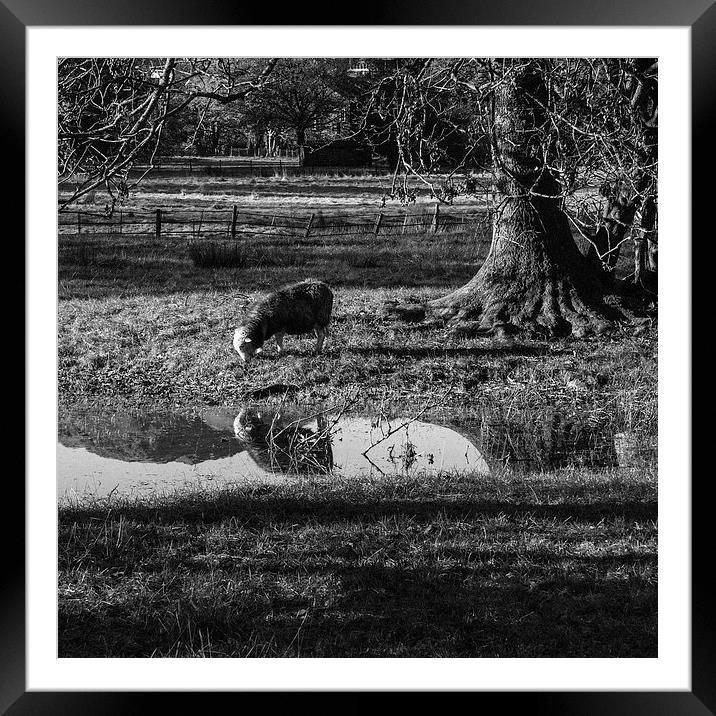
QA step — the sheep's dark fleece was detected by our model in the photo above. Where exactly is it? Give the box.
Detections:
[234,279,333,361]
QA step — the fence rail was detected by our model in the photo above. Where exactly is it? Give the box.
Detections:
[59,204,491,241]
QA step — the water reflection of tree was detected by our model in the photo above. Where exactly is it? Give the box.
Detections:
[233,408,334,475]
[447,409,618,473]
[58,408,242,464]
[59,405,620,477]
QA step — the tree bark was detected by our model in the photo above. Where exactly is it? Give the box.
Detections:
[633,195,658,294]
[627,58,658,296]
[586,180,638,286]
[430,60,615,338]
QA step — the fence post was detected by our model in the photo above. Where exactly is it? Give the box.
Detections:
[374,212,383,236]
[77,212,81,236]
[119,210,123,235]
[231,205,238,239]
[155,209,162,239]
[305,213,315,238]
[431,203,440,233]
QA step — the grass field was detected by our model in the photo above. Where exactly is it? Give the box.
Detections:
[57,172,658,658]
[59,471,656,658]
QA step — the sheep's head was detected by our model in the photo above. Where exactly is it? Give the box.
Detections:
[234,408,263,438]
[233,327,261,363]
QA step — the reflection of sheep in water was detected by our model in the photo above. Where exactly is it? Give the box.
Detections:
[233,408,334,474]
[233,279,333,363]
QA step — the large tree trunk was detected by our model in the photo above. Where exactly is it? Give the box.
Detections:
[430,60,615,338]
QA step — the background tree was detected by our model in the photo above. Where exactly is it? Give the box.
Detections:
[58,57,276,210]
[545,58,658,291]
[242,59,344,161]
[58,58,181,211]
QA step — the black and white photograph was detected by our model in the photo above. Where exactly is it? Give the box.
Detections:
[54,53,662,660]
[3,1,703,704]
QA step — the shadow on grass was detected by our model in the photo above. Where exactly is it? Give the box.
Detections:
[349,344,554,358]
[58,556,656,658]
[58,263,482,299]
[58,476,657,657]
[322,564,656,657]
[58,234,485,299]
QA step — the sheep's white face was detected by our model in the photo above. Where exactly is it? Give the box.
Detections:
[233,327,259,363]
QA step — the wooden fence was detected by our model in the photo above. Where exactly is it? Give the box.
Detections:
[59,204,491,241]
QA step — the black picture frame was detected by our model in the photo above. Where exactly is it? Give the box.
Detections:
[8,1,702,712]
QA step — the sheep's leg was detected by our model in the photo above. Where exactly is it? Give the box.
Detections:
[313,326,326,354]
[274,332,285,354]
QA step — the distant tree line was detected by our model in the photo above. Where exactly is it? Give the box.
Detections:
[58,58,492,208]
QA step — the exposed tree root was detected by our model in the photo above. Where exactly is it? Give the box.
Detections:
[429,265,622,339]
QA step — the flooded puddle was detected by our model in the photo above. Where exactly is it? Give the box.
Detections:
[57,405,655,501]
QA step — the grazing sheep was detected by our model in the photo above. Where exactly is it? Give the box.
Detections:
[233,279,333,363]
